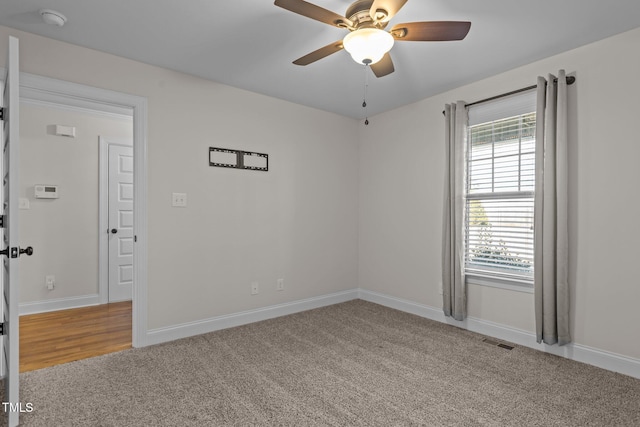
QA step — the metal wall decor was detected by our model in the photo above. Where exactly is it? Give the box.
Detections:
[209,147,268,171]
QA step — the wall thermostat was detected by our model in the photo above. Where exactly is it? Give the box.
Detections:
[35,185,59,199]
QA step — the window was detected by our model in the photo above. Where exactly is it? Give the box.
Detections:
[465,91,536,287]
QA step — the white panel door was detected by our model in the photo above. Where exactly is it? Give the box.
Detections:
[108,144,134,302]
[1,35,22,427]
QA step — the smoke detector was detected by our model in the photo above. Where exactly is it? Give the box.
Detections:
[39,9,67,27]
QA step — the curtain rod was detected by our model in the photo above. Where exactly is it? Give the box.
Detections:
[442,75,576,115]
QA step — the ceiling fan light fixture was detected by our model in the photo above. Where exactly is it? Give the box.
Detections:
[343,28,394,65]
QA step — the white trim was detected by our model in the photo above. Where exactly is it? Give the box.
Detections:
[98,138,109,305]
[132,96,148,348]
[146,289,359,346]
[20,97,133,122]
[467,276,534,294]
[17,71,149,348]
[19,72,134,118]
[358,289,445,320]
[25,283,635,380]
[357,289,640,380]
[19,294,101,316]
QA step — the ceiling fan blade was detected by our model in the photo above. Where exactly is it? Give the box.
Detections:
[370,0,408,23]
[370,53,395,78]
[390,21,471,41]
[293,41,344,66]
[275,0,353,28]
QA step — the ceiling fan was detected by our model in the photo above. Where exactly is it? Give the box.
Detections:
[274,0,471,77]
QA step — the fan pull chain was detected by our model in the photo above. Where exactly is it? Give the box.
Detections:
[362,64,369,125]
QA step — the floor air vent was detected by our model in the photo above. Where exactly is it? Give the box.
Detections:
[497,343,514,350]
[483,338,514,350]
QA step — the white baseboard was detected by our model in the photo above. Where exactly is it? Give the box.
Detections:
[358,289,640,380]
[54,285,633,380]
[19,294,102,315]
[146,289,359,346]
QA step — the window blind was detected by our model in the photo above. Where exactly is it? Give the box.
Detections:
[465,90,536,283]
[468,90,537,126]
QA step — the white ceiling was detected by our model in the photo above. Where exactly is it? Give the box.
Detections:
[1,0,640,119]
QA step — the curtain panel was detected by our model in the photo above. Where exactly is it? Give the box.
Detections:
[534,70,571,345]
[442,101,467,321]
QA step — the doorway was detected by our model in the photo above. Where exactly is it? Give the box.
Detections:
[18,100,134,369]
[17,72,148,351]
[20,102,133,302]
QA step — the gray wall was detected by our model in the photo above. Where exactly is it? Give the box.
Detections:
[358,27,640,360]
[0,25,360,330]
[3,24,639,363]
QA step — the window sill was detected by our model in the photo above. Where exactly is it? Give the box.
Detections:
[466,274,534,294]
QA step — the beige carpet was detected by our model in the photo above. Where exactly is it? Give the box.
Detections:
[8,300,640,426]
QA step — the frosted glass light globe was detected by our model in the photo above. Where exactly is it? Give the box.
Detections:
[343,28,394,65]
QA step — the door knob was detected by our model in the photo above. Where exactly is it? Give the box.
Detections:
[111,228,118,234]
[19,246,33,256]
[0,246,33,257]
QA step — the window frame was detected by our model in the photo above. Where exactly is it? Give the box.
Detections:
[464,100,537,291]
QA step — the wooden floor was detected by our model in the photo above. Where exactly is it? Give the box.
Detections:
[19,301,132,373]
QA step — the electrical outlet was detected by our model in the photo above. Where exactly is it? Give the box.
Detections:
[46,275,55,291]
[438,282,443,295]
[251,282,259,295]
[276,278,284,291]
[172,192,187,207]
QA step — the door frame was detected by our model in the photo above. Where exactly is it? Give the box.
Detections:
[99,137,133,304]
[15,71,149,347]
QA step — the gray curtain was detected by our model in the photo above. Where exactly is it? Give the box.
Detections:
[534,70,571,345]
[442,101,467,321]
